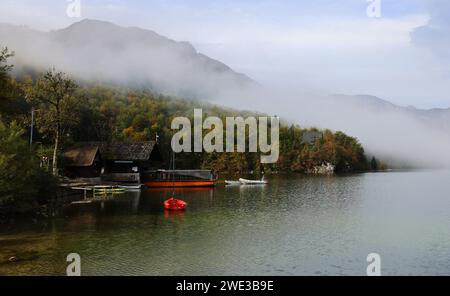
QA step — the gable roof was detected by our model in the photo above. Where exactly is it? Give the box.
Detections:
[64,146,100,167]
[301,131,323,144]
[82,141,158,161]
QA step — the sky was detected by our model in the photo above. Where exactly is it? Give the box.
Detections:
[1,0,450,108]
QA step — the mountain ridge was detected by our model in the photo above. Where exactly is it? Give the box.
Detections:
[0,19,257,100]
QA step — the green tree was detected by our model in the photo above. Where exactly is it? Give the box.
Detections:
[371,156,379,171]
[0,118,56,216]
[0,47,13,117]
[0,47,28,124]
[24,70,82,175]
[0,47,14,80]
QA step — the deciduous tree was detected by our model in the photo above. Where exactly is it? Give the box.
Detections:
[24,70,82,175]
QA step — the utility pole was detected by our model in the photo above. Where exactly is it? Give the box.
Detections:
[30,107,35,148]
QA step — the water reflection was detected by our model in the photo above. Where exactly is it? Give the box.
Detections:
[1,172,450,275]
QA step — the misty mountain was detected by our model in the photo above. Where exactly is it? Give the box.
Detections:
[2,19,450,168]
[300,94,450,168]
[0,19,257,99]
[332,94,450,133]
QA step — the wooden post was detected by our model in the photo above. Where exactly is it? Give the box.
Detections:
[30,107,35,148]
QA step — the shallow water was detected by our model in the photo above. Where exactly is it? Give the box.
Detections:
[1,171,450,275]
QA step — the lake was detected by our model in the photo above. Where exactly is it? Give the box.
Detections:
[1,170,450,276]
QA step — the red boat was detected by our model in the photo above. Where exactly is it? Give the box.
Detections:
[164,198,188,211]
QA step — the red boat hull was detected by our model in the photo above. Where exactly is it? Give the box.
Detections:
[145,180,216,188]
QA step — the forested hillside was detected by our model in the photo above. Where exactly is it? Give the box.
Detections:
[67,83,370,174]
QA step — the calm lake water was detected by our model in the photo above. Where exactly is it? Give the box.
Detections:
[1,170,450,276]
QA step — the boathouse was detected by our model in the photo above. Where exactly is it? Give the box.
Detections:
[63,141,162,182]
[63,146,102,178]
[301,131,323,145]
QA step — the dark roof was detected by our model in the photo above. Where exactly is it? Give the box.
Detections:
[302,131,323,144]
[64,146,100,167]
[83,141,157,161]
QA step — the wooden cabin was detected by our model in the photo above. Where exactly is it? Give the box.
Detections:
[96,141,162,183]
[63,146,102,178]
[63,141,162,183]
[301,131,323,145]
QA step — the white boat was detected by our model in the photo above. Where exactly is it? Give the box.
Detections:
[239,178,268,185]
[225,180,241,186]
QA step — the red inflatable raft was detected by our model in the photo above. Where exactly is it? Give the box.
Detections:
[164,198,188,211]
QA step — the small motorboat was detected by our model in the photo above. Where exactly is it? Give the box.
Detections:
[225,180,241,186]
[239,177,268,185]
[164,198,188,211]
